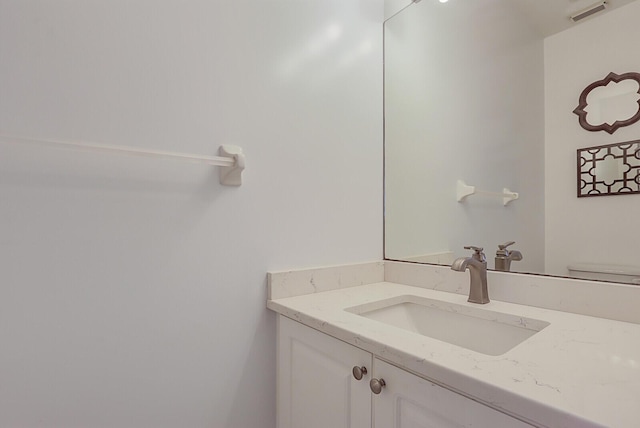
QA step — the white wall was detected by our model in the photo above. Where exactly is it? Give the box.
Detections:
[384,0,411,20]
[544,0,640,276]
[0,1,383,427]
[384,0,545,272]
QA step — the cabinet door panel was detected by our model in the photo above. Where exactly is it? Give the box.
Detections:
[373,359,532,428]
[277,316,371,428]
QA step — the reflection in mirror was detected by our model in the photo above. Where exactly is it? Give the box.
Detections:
[594,155,626,185]
[384,0,640,284]
[384,0,545,273]
[586,80,640,126]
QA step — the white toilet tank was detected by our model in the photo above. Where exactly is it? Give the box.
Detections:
[567,263,640,285]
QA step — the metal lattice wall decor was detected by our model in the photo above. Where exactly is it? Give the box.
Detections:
[577,140,640,197]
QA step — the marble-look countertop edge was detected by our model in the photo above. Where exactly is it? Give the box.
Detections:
[268,282,632,428]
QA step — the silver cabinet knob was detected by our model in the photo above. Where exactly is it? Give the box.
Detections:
[352,366,367,380]
[369,378,386,394]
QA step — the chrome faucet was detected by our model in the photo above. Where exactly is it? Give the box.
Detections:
[451,246,489,304]
[494,241,523,272]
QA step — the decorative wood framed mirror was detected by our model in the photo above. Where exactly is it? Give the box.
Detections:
[577,139,640,197]
[573,72,640,134]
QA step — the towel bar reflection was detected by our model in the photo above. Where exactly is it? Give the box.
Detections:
[0,135,245,186]
[456,179,518,206]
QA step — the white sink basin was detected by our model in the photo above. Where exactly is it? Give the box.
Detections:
[346,296,549,356]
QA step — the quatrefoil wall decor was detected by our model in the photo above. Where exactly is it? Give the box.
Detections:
[573,72,640,134]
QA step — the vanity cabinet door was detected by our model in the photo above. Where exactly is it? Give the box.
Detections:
[372,359,533,428]
[277,315,372,428]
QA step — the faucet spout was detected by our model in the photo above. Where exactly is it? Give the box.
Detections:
[495,241,523,272]
[509,250,523,261]
[451,246,490,304]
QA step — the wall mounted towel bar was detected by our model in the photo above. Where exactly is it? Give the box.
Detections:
[0,135,245,186]
[456,179,518,206]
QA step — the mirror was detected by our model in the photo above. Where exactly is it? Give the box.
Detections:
[384,0,640,284]
[573,72,640,134]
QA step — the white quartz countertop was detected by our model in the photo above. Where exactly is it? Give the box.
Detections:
[268,281,640,428]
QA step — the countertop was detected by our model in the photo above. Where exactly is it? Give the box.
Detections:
[268,280,640,428]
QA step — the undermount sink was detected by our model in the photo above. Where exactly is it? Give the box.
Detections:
[346,296,549,356]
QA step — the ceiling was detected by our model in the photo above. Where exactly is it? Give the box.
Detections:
[516,0,638,37]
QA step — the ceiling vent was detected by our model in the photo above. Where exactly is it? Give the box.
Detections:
[570,1,607,22]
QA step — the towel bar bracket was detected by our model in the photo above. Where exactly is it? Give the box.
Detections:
[219,145,245,186]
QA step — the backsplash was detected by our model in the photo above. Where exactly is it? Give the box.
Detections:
[269,261,640,324]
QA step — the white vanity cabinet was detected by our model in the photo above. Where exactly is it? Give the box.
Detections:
[372,358,533,427]
[277,315,372,428]
[277,315,532,428]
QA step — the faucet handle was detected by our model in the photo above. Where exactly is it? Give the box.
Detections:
[463,246,486,262]
[498,241,516,250]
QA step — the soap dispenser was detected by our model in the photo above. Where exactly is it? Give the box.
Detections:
[495,241,523,272]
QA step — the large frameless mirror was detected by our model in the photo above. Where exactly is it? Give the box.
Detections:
[384,0,640,284]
